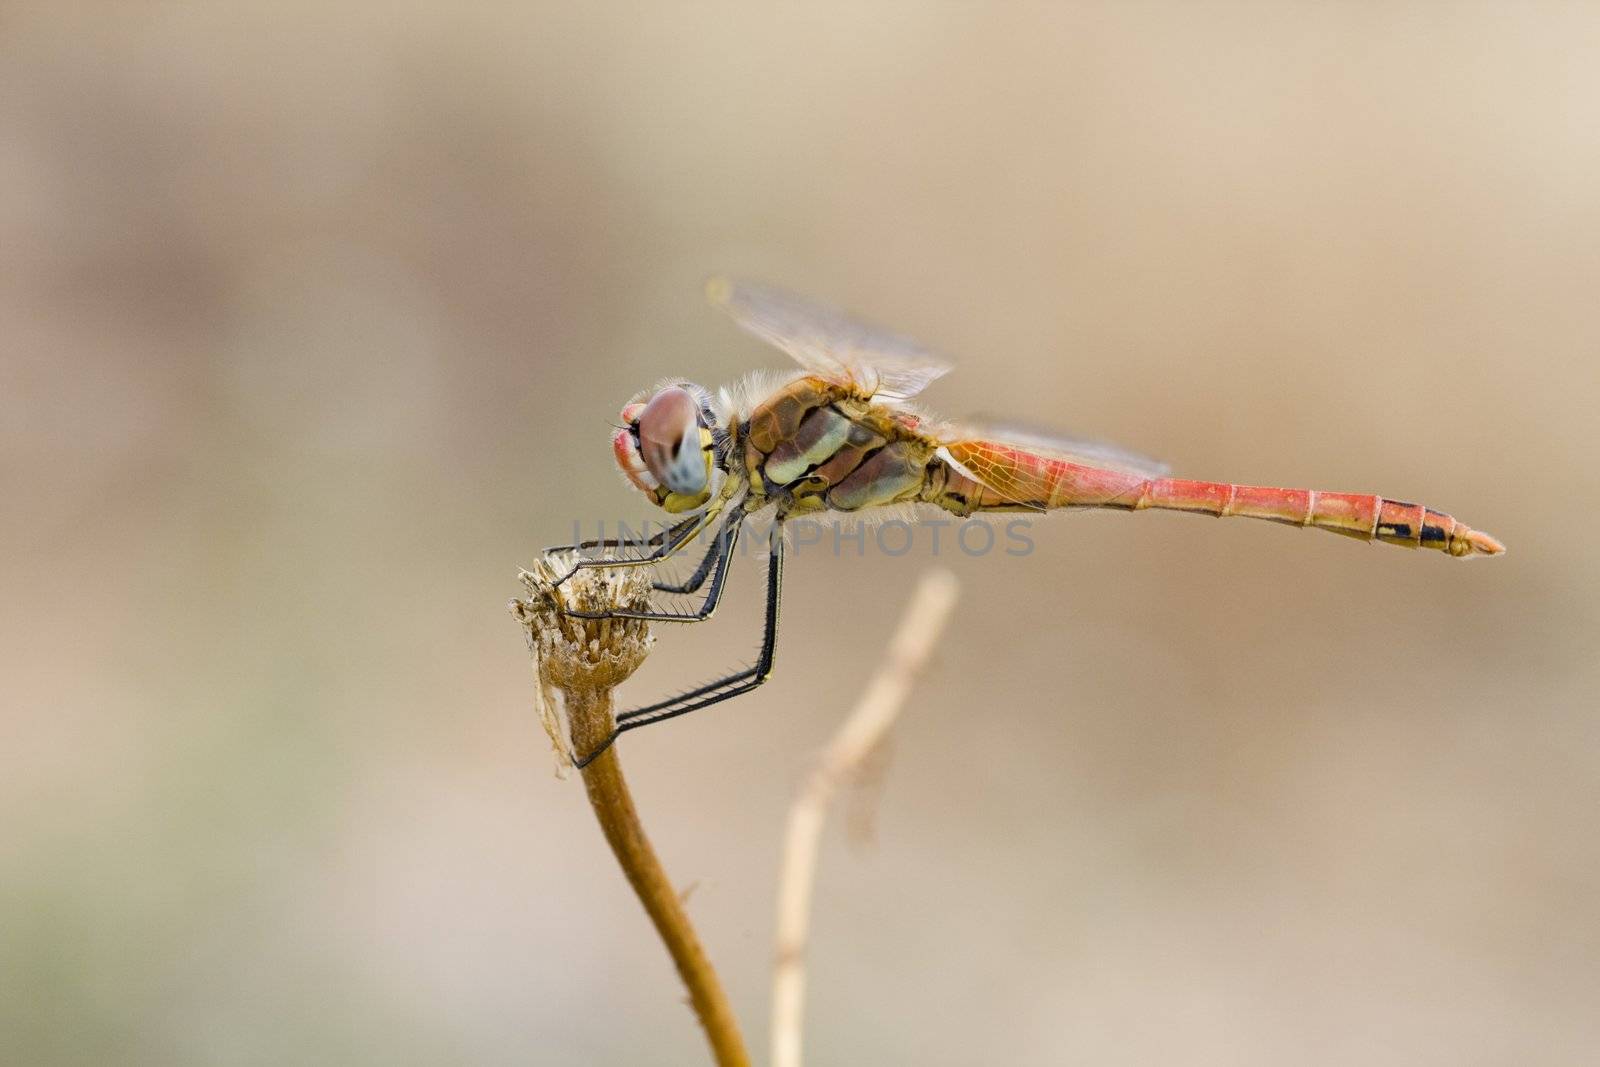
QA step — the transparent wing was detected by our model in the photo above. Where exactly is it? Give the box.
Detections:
[706,276,952,401]
[940,422,1171,479]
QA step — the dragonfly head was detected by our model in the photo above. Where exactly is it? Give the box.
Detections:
[613,382,723,513]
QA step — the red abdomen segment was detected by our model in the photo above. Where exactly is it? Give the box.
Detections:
[940,440,1505,557]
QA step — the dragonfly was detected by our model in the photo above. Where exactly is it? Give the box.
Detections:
[551,278,1504,767]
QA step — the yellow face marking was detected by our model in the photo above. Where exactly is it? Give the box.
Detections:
[656,428,717,513]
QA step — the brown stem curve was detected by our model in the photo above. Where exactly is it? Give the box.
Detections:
[569,688,751,1067]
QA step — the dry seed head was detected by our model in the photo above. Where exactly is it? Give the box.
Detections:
[510,553,655,773]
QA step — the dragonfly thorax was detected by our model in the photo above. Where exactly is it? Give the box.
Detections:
[613,381,727,513]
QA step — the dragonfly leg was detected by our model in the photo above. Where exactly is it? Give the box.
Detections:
[564,512,744,622]
[571,522,784,768]
[546,513,706,588]
[544,513,695,557]
[652,512,739,595]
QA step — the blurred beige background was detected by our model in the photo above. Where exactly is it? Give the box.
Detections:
[3,4,1597,1065]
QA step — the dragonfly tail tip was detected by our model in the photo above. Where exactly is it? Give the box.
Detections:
[1460,527,1506,558]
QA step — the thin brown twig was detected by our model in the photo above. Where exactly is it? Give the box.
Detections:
[512,559,751,1067]
[569,690,750,1067]
[770,569,961,1067]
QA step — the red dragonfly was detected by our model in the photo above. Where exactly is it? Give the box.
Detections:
[553,278,1503,765]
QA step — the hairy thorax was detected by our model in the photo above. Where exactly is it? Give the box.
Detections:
[737,375,945,516]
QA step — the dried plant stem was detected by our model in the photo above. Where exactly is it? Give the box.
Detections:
[770,569,960,1067]
[512,558,749,1067]
[567,689,751,1067]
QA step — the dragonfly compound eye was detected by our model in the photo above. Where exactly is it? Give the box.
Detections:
[637,386,708,496]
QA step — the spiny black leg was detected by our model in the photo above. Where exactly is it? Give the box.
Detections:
[571,523,785,768]
[752,519,782,675]
[617,520,783,719]
[653,513,739,595]
[565,512,744,623]
[544,513,695,557]
[547,513,704,588]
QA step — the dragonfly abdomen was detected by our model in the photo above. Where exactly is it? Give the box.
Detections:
[1132,480,1502,556]
[938,440,1504,557]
